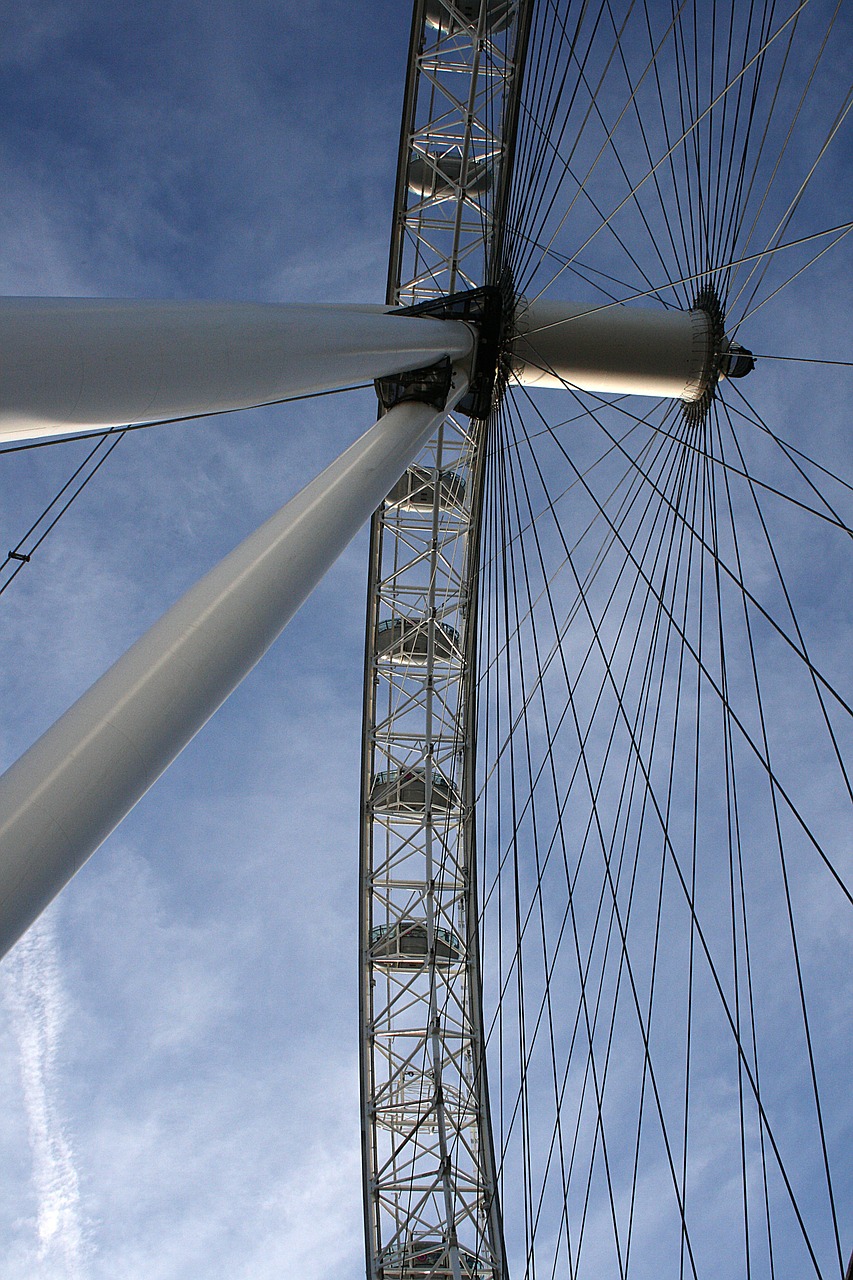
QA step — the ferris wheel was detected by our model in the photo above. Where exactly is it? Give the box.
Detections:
[357,2,851,1278]
[0,2,850,1279]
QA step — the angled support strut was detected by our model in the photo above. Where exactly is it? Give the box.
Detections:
[0,365,470,959]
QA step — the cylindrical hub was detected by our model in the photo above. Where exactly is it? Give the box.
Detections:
[511,299,714,402]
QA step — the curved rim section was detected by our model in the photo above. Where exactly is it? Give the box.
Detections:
[359,3,534,1277]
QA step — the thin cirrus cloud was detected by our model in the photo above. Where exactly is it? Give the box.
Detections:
[2,912,90,1278]
[0,1,408,1276]
[1,3,848,1278]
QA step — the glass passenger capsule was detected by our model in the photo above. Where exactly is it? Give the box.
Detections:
[384,465,466,513]
[370,920,464,968]
[376,1068,476,1133]
[381,1241,492,1279]
[408,154,491,201]
[370,768,461,818]
[376,617,461,667]
[425,0,516,34]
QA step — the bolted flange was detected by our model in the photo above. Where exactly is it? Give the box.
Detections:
[380,280,512,420]
[684,285,755,423]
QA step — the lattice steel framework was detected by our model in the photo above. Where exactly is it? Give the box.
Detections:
[359,2,532,1277]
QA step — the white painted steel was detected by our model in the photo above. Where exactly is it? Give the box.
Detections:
[0,298,473,442]
[0,374,468,959]
[360,5,533,1276]
[511,298,713,400]
[387,0,527,305]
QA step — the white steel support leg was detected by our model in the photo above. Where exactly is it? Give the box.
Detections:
[0,298,473,442]
[0,371,469,959]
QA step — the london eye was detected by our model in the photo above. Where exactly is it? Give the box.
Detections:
[0,2,850,1277]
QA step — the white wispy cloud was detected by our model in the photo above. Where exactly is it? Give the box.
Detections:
[2,911,91,1278]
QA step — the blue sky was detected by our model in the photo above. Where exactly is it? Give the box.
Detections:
[0,3,411,1275]
[0,2,850,1278]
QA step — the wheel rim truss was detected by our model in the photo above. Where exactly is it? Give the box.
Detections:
[360,3,533,1277]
